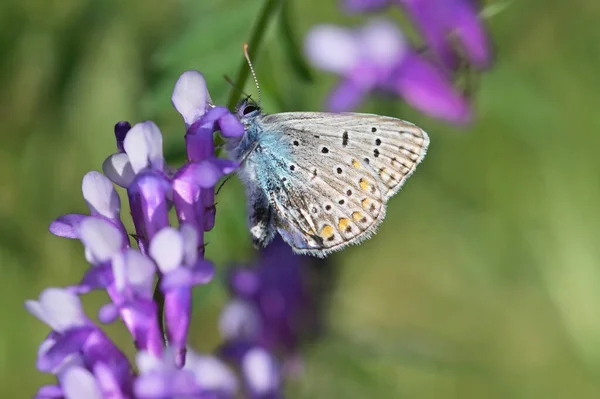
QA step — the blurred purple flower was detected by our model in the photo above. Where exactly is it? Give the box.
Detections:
[218,238,326,394]
[343,0,492,70]
[305,19,471,123]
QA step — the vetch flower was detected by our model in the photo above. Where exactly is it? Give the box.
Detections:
[30,69,255,397]
[305,19,472,123]
[343,0,492,70]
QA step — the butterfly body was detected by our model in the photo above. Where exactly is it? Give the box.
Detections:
[228,99,430,258]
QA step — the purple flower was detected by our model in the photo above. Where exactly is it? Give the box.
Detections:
[218,238,324,393]
[305,19,471,123]
[30,69,254,397]
[343,0,492,70]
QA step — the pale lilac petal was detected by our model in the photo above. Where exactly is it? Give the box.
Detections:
[218,300,260,341]
[123,121,164,174]
[359,19,408,68]
[326,79,367,112]
[78,218,124,263]
[392,52,471,123]
[124,249,156,296]
[82,171,120,220]
[149,227,184,273]
[62,367,103,399]
[172,71,210,126]
[242,348,280,396]
[180,223,199,265]
[305,25,360,74]
[160,261,215,290]
[25,288,87,332]
[49,214,87,238]
[185,352,238,395]
[93,363,126,399]
[102,153,135,188]
[134,370,199,398]
[98,303,119,323]
[136,351,168,373]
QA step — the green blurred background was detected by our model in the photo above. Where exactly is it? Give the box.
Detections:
[2,0,600,397]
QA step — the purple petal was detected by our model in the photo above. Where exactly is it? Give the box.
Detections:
[391,52,471,123]
[128,172,171,244]
[197,106,230,127]
[326,79,367,112]
[164,289,191,366]
[34,385,63,399]
[228,269,260,297]
[176,159,239,189]
[304,25,360,75]
[49,214,87,239]
[453,0,492,68]
[161,260,215,290]
[114,122,131,153]
[342,0,390,12]
[172,70,211,126]
[217,112,245,138]
[37,327,96,372]
[79,263,114,291]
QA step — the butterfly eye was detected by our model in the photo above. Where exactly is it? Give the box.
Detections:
[242,105,258,115]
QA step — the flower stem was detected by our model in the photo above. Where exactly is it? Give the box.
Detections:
[153,277,168,345]
[226,0,282,111]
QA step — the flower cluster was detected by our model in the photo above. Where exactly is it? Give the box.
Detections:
[304,0,492,123]
[26,71,284,399]
[219,238,325,379]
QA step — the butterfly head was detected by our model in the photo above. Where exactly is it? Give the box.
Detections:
[235,97,262,128]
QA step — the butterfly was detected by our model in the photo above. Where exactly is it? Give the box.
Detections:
[226,97,430,258]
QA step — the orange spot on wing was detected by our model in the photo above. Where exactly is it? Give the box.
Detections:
[352,212,363,222]
[352,159,360,168]
[320,225,334,239]
[338,218,350,231]
[359,178,369,191]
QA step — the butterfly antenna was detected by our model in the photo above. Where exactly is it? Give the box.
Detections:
[244,43,261,105]
[224,75,252,99]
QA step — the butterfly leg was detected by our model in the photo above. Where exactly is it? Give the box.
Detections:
[247,187,276,249]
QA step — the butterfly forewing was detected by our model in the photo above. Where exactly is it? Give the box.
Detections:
[262,112,429,200]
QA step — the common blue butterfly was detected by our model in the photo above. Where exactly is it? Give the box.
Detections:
[227,99,429,258]
[226,48,429,257]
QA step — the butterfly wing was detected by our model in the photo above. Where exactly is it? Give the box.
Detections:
[248,112,429,257]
